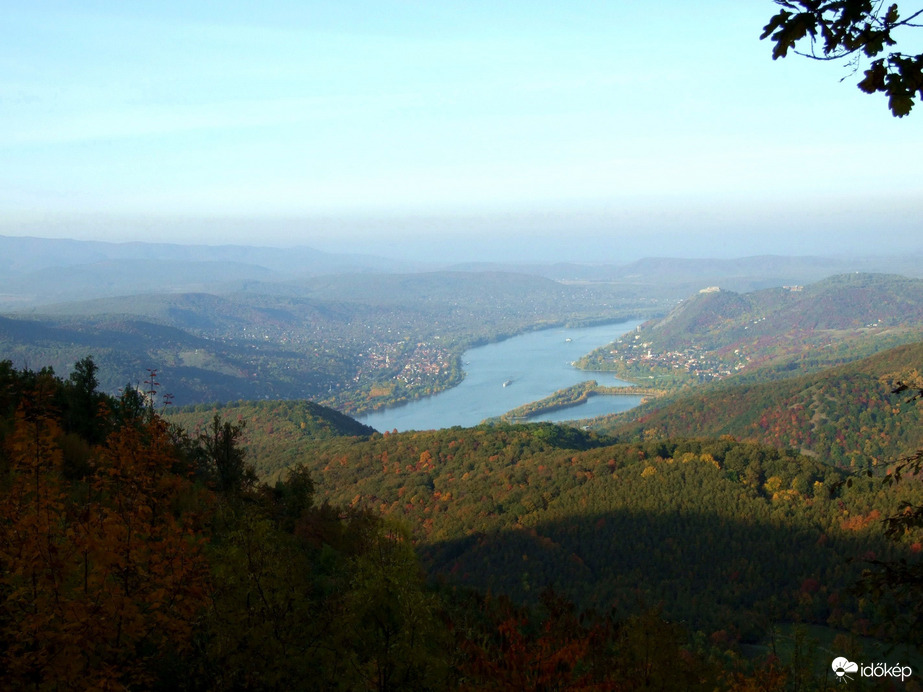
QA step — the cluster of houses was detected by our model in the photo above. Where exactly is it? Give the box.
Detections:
[609,334,749,382]
[355,341,452,387]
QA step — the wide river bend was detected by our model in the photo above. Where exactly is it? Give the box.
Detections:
[357,319,642,432]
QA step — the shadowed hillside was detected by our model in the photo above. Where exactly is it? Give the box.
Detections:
[591,342,923,469]
[196,416,923,643]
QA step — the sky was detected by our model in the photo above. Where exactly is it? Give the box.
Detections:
[1,1,921,263]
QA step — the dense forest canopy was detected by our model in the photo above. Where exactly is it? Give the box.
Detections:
[1,356,922,689]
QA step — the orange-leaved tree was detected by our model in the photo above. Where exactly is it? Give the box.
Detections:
[0,401,211,690]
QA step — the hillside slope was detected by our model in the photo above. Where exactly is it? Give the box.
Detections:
[167,399,375,478]
[578,273,923,386]
[212,421,921,640]
[591,341,923,468]
[649,273,923,348]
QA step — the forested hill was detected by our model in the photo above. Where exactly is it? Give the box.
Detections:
[170,399,375,440]
[168,399,376,478]
[160,374,923,642]
[592,341,923,469]
[577,272,923,385]
[651,273,923,346]
[240,421,921,641]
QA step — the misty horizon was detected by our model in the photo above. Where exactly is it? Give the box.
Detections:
[2,4,920,264]
[2,200,921,267]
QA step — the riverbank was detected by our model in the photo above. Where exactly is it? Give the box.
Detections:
[487,379,665,424]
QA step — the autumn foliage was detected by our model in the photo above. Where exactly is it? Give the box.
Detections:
[0,397,210,690]
[1,358,918,690]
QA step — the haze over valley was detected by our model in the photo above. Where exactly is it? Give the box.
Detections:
[4,235,922,427]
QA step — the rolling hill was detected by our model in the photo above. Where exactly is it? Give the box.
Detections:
[167,399,376,478]
[577,273,923,386]
[7,354,922,688]
[589,341,923,469]
[647,273,923,347]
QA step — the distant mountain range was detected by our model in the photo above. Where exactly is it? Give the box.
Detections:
[0,234,399,275]
[0,235,413,309]
[449,254,923,293]
[3,234,922,309]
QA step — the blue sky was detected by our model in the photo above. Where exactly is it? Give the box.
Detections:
[1,1,920,262]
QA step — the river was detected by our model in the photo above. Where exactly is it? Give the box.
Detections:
[357,319,642,432]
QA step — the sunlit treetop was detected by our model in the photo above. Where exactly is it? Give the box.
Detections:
[762,1,923,116]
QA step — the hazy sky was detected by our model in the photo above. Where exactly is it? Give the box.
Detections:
[1,1,921,262]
